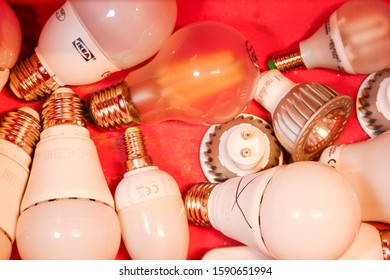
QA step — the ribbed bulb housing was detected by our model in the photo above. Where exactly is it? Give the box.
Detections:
[0,107,41,156]
[123,127,152,171]
[184,182,217,227]
[41,89,86,129]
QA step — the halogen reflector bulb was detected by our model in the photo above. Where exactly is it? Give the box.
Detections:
[88,21,260,129]
[115,127,189,259]
[9,0,177,101]
[185,161,361,259]
[268,0,390,74]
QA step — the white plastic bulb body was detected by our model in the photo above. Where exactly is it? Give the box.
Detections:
[9,0,177,100]
[340,223,386,260]
[204,161,361,260]
[16,124,121,259]
[319,129,390,224]
[299,0,390,74]
[202,246,274,260]
[115,166,189,260]
[0,107,40,260]
[0,0,22,90]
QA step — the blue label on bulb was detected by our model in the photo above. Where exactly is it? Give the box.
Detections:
[72,37,96,62]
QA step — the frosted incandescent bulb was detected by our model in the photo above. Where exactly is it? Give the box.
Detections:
[268,0,390,74]
[9,0,177,101]
[340,223,390,260]
[319,129,390,224]
[115,127,189,259]
[185,161,361,260]
[0,107,41,259]
[0,0,22,91]
[16,88,121,259]
[88,21,260,129]
[254,69,352,161]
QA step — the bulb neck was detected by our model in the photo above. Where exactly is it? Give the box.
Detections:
[184,182,218,227]
[0,108,41,156]
[88,82,141,130]
[41,89,86,130]
[381,229,390,260]
[268,47,304,72]
[9,54,59,101]
[123,127,153,171]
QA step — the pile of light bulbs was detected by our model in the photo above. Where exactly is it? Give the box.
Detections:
[0,0,390,260]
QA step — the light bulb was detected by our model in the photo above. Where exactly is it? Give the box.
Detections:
[0,0,22,91]
[16,88,121,259]
[9,0,177,101]
[0,107,41,260]
[268,0,390,74]
[202,246,274,260]
[254,69,352,161]
[340,223,390,260]
[115,127,189,259]
[184,161,361,260]
[319,129,390,224]
[88,21,260,129]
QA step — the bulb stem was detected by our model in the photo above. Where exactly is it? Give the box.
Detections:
[0,108,41,156]
[123,127,152,171]
[41,89,86,130]
[9,54,59,101]
[268,47,305,72]
[184,182,218,227]
[88,82,141,130]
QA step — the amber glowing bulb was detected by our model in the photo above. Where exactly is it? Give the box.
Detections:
[88,21,260,129]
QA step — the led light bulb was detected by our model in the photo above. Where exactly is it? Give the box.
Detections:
[254,69,352,161]
[9,0,177,101]
[0,0,22,91]
[202,246,274,260]
[340,223,390,260]
[319,129,390,224]
[16,88,121,259]
[88,21,260,129]
[185,161,361,260]
[268,0,390,74]
[0,107,41,260]
[115,127,189,260]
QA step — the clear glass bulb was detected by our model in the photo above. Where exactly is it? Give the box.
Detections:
[185,161,361,260]
[269,0,390,74]
[319,129,390,224]
[9,0,177,101]
[16,88,121,259]
[88,21,261,129]
[0,0,22,91]
[115,127,189,259]
[0,107,41,260]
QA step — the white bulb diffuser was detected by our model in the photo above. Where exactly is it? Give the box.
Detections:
[185,161,361,260]
[0,0,22,91]
[115,127,189,260]
[0,107,41,260]
[319,129,390,224]
[269,0,390,74]
[9,0,177,101]
[340,223,389,260]
[254,69,352,161]
[16,88,121,260]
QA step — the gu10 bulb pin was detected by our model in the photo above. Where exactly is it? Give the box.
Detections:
[16,88,121,260]
[254,69,352,161]
[115,127,189,260]
[268,0,390,74]
[356,69,390,138]
[0,107,41,260]
[199,114,283,183]
[184,161,361,260]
